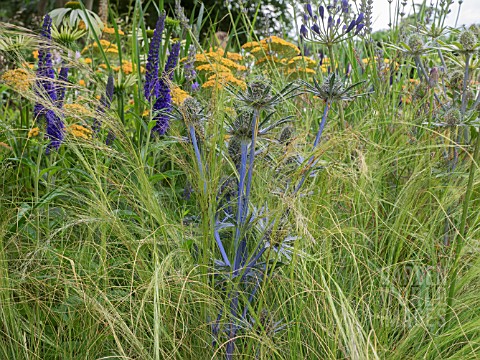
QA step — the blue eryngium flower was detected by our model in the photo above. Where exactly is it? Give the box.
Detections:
[152,41,181,136]
[144,12,166,101]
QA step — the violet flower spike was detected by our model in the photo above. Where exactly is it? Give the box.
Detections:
[144,13,166,101]
[152,42,181,136]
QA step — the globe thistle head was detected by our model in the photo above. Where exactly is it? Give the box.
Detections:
[458,29,477,52]
[407,34,424,54]
[278,126,294,145]
[231,109,254,141]
[447,70,464,90]
[444,107,461,126]
[303,73,365,102]
[228,135,242,167]
[180,97,204,127]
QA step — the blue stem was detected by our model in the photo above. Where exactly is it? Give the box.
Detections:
[189,125,206,193]
[214,227,231,267]
[234,142,248,267]
[295,100,331,193]
[241,109,260,222]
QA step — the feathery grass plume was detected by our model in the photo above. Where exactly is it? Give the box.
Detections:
[144,12,166,101]
[152,41,181,136]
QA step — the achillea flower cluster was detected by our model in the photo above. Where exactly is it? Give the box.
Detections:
[1,68,32,92]
[171,86,190,105]
[102,25,125,36]
[81,39,118,55]
[67,124,93,139]
[181,47,247,90]
[242,36,318,79]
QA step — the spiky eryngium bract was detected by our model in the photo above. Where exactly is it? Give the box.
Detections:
[302,73,365,102]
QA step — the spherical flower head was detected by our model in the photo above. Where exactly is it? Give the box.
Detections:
[279,126,294,144]
[228,135,242,167]
[458,29,477,52]
[243,77,273,109]
[180,97,203,128]
[444,107,461,126]
[407,34,424,54]
[232,109,254,141]
[448,70,464,90]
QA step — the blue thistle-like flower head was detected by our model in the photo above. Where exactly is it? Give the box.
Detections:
[144,12,166,101]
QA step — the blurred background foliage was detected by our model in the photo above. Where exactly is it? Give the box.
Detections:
[0,0,291,41]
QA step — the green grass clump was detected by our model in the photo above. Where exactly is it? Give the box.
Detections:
[1,1,480,359]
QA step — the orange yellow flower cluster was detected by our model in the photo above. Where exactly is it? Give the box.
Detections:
[183,48,247,90]
[63,103,94,117]
[67,124,93,139]
[1,68,32,92]
[81,39,118,55]
[242,36,317,78]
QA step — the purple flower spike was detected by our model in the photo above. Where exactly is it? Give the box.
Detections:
[354,23,365,35]
[57,66,69,107]
[164,41,181,79]
[306,3,313,17]
[311,24,321,35]
[303,13,309,22]
[144,13,166,101]
[300,24,308,37]
[337,18,341,26]
[341,0,349,13]
[45,109,64,154]
[346,19,356,33]
[356,13,365,24]
[152,41,181,136]
[319,6,325,20]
